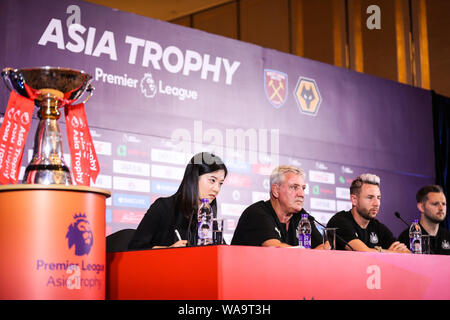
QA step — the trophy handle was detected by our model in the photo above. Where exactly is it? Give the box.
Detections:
[81,83,94,104]
[1,68,14,92]
[67,83,94,105]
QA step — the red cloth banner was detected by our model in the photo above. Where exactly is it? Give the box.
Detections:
[65,104,99,186]
[0,91,34,184]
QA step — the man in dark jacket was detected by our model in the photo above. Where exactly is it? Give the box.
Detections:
[398,185,450,255]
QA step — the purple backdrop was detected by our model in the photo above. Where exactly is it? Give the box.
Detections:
[0,0,434,240]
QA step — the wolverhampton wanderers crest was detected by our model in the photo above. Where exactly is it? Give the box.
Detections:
[264,69,288,109]
[293,77,322,116]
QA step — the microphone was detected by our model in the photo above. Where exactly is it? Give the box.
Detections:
[394,211,409,227]
[308,214,355,251]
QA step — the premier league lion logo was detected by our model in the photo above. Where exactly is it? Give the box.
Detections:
[66,213,93,256]
[140,73,157,98]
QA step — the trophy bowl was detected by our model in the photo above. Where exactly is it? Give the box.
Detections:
[1,66,94,185]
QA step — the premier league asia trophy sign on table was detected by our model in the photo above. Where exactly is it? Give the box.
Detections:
[0,67,107,299]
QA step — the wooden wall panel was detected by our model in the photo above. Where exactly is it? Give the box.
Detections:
[360,0,398,82]
[346,0,364,72]
[240,0,290,53]
[299,0,336,66]
[426,0,450,96]
[193,2,238,39]
[171,16,192,28]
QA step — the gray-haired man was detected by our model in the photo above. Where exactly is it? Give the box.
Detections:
[231,165,323,248]
[327,173,410,253]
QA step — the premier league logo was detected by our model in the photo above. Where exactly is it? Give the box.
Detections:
[140,73,157,98]
[264,69,288,109]
[66,213,93,256]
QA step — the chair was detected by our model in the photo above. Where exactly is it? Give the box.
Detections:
[106,229,136,252]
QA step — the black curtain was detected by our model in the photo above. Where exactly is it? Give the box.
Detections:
[432,91,450,230]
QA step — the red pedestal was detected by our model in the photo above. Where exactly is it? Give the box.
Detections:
[107,245,450,300]
[0,184,110,300]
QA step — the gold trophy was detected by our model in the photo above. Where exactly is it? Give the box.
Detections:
[1,67,93,185]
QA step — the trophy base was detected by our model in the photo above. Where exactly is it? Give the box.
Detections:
[23,164,72,185]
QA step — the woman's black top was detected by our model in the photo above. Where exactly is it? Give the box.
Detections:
[128,194,217,249]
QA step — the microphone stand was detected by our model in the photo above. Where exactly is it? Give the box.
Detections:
[308,214,355,251]
[394,211,410,227]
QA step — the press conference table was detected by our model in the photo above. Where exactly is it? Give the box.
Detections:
[106,245,450,300]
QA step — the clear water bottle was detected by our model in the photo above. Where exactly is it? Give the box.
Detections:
[197,198,213,246]
[297,214,311,249]
[409,219,422,254]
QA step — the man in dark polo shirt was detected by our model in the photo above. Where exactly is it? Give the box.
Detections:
[327,173,410,253]
[398,185,450,255]
[231,165,323,248]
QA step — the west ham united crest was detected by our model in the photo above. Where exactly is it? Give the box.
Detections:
[264,69,288,109]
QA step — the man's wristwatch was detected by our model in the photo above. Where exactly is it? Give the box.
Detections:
[374,246,382,253]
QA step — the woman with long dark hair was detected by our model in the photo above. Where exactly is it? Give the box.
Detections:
[128,152,228,249]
